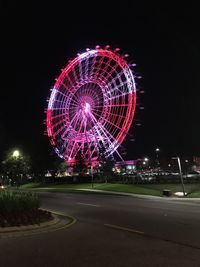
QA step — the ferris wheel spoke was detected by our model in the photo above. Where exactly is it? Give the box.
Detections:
[69,111,81,129]
[95,122,116,149]
[90,113,116,147]
[96,62,119,87]
[52,118,66,129]
[105,83,127,99]
[69,98,79,107]
[65,139,77,159]
[55,89,72,99]
[83,130,94,161]
[50,112,68,120]
[71,65,80,85]
[61,111,80,138]
[89,117,109,154]
[103,111,126,119]
[50,108,67,112]
[50,97,66,105]
[97,56,116,79]
[59,81,79,103]
[106,103,129,107]
[54,122,70,137]
[99,115,122,131]
[94,103,129,109]
[68,140,78,160]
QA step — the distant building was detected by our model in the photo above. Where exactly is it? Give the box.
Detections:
[115,160,137,174]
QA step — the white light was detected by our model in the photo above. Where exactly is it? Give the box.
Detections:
[156,148,160,152]
[144,157,149,162]
[174,192,187,197]
[48,88,57,109]
[84,102,90,113]
[13,150,20,158]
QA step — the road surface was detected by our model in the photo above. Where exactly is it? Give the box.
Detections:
[0,192,200,266]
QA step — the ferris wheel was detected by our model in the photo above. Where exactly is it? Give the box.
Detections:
[46,46,137,164]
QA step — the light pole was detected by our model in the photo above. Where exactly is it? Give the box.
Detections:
[12,150,21,186]
[172,157,186,196]
[155,148,160,168]
[143,158,149,170]
[185,160,188,179]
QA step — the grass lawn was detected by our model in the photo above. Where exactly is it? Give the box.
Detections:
[187,191,200,198]
[17,181,200,197]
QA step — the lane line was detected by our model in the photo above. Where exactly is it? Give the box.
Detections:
[104,223,144,235]
[104,223,200,250]
[76,202,100,207]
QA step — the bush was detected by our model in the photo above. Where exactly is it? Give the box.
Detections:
[0,190,40,213]
[0,190,53,227]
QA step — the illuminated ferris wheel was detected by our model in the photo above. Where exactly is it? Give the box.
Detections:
[46,46,137,164]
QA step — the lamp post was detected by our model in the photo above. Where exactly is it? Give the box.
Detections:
[143,158,149,170]
[185,160,188,179]
[172,157,186,196]
[12,150,21,186]
[155,148,160,168]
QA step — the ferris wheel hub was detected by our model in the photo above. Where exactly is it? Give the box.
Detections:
[83,102,91,113]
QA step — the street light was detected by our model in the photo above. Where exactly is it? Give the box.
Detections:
[172,156,186,196]
[185,160,189,179]
[13,150,20,158]
[155,148,160,168]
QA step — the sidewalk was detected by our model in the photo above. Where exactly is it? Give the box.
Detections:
[77,188,200,201]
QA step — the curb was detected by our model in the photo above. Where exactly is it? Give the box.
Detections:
[0,213,59,234]
[0,209,77,237]
[76,188,200,201]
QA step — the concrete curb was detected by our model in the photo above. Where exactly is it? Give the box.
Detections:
[76,188,200,201]
[0,214,59,234]
[0,209,77,237]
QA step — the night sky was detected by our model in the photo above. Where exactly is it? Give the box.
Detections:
[1,2,200,164]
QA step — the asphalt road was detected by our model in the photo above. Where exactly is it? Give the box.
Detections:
[1,192,200,266]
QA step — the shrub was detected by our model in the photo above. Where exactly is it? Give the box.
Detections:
[0,190,40,213]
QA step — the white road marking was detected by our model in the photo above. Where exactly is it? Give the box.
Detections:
[76,202,100,207]
[104,223,144,235]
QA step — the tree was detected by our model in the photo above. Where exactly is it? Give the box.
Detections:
[1,150,31,186]
[73,150,87,176]
[98,143,115,183]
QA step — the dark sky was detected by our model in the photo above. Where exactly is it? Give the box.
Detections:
[1,2,200,163]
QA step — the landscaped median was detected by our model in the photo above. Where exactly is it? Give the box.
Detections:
[0,190,52,227]
[17,182,200,197]
[0,190,77,237]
